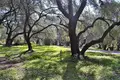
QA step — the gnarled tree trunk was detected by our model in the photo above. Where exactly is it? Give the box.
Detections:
[69,29,77,56]
[24,35,33,52]
[56,0,87,58]
[5,31,12,47]
[68,20,78,57]
[5,39,12,47]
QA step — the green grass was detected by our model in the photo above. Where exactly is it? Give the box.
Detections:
[0,44,120,80]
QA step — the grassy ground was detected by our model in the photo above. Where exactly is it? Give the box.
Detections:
[0,44,120,80]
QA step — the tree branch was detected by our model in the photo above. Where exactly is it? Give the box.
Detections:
[77,17,110,38]
[0,6,18,24]
[81,21,120,54]
[57,16,68,29]
[68,0,73,17]
[56,0,69,18]
[74,0,87,20]
[12,32,24,40]
[30,24,56,39]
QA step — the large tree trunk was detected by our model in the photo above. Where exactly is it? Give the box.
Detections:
[69,32,81,58]
[69,22,78,57]
[69,34,77,56]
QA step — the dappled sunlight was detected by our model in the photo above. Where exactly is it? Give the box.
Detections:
[0,45,120,80]
[0,66,25,80]
[62,61,82,80]
[23,58,67,80]
[1,0,120,79]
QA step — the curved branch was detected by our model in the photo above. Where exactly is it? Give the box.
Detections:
[27,7,57,37]
[109,32,115,40]
[81,21,120,55]
[57,16,68,29]
[11,32,24,40]
[77,17,110,38]
[30,24,56,39]
[0,6,18,24]
[56,0,69,18]
[74,0,87,20]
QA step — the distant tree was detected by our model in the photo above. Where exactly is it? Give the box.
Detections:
[0,0,24,46]
[99,1,120,51]
[3,17,23,46]
[21,0,56,52]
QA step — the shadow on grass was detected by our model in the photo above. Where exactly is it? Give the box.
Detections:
[22,68,57,80]
[1,45,120,80]
[22,54,96,80]
[62,60,80,80]
[22,61,62,80]
[85,57,114,66]
[0,71,15,80]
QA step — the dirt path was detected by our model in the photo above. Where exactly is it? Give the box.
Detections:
[0,57,23,70]
[87,49,120,54]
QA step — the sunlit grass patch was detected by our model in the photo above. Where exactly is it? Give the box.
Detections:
[0,66,25,80]
[0,45,120,80]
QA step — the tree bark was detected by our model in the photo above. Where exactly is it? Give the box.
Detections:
[5,31,12,47]
[69,33,77,56]
[5,31,24,47]
[69,22,78,57]
[76,37,81,59]
[5,39,12,47]
[25,37,33,51]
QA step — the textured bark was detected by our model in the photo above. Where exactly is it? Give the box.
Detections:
[5,30,24,47]
[69,29,77,56]
[5,39,12,47]
[5,31,12,47]
[68,19,78,56]
[26,38,32,51]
